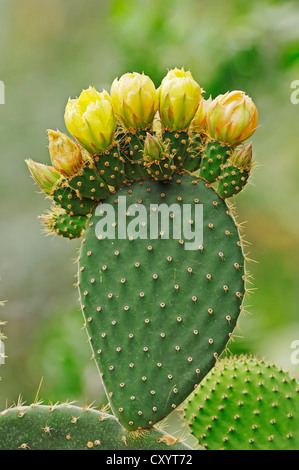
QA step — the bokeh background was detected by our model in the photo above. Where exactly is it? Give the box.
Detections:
[0,0,298,418]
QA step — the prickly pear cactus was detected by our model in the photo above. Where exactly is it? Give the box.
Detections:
[21,68,260,444]
[0,403,193,450]
[183,356,299,450]
[79,172,245,430]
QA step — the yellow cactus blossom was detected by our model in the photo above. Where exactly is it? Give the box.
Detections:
[190,96,212,132]
[159,68,202,130]
[110,72,158,130]
[48,129,88,176]
[206,91,258,145]
[64,87,115,154]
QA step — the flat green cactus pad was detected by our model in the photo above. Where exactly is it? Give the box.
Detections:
[78,172,245,430]
[183,356,299,450]
[0,404,193,450]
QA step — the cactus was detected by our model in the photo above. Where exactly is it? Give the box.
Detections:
[79,172,245,430]
[217,143,253,198]
[26,160,96,216]
[40,208,89,239]
[183,356,299,450]
[199,141,232,183]
[0,403,193,450]
[3,67,264,450]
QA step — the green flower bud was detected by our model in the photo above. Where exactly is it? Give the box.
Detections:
[25,159,61,194]
[143,133,164,161]
[231,142,253,169]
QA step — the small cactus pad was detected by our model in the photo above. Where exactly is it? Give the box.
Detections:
[183,356,299,450]
[217,163,251,199]
[0,404,193,450]
[52,182,95,215]
[94,145,126,188]
[182,135,203,173]
[78,172,245,430]
[200,142,231,183]
[41,210,89,239]
[68,164,110,200]
[163,130,190,170]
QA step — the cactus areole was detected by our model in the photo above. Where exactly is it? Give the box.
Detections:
[25,68,259,433]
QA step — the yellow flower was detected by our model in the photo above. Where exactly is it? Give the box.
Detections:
[159,68,202,130]
[64,87,115,153]
[47,130,88,176]
[190,96,212,132]
[110,72,158,130]
[207,91,258,145]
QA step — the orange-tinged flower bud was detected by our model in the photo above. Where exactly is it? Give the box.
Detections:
[159,68,202,130]
[231,142,253,169]
[110,72,158,130]
[64,87,115,153]
[190,96,212,132]
[207,91,258,145]
[25,159,61,194]
[48,130,88,176]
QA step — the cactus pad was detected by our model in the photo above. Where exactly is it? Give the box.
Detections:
[68,163,110,200]
[0,404,193,450]
[183,356,299,450]
[217,163,251,199]
[78,172,245,430]
[41,210,89,239]
[52,182,95,215]
[199,142,231,183]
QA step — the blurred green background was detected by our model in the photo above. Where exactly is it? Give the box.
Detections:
[0,0,298,413]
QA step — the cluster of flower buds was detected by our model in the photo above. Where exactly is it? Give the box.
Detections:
[27,69,259,195]
[63,69,258,155]
[25,130,90,194]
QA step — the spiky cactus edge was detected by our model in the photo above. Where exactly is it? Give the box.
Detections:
[0,404,194,451]
[183,356,299,450]
[1,68,274,450]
